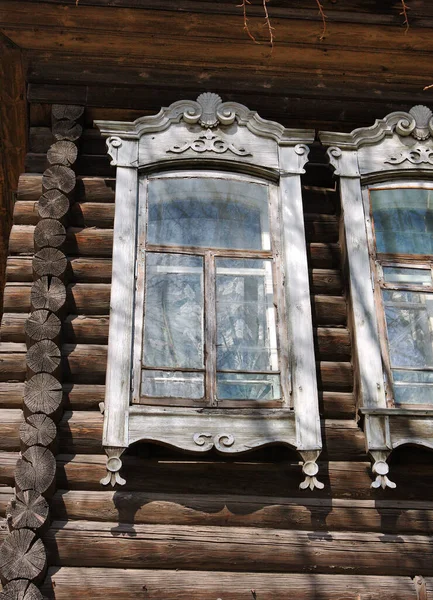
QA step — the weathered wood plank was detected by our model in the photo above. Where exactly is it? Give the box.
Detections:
[17,174,116,203]
[41,568,419,600]
[41,519,433,575]
[50,490,433,535]
[0,382,105,410]
[0,486,13,516]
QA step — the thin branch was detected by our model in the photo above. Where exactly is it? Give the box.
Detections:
[424,84,433,91]
[262,0,275,48]
[238,0,258,44]
[400,0,410,33]
[316,0,327,40]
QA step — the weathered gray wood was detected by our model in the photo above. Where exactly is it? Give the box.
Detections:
[0,528,46,583]
[30,277,66,313]
[25,310,61,343]
[52,119,82,143]
[15,446,56,495]
[33,249,67,278]
[38,189,70,220]
[24,374,63,416]
[47,141,78,167]
[42,166,76,194]
[34,219,66,249]
[8,489,49,531]
[41,568,418,600]
[0,579,44,600]
[51,105,84,122]
[20,414,57,449]
[26,340,61,376]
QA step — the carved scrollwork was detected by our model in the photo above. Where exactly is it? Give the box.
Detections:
[396,105,433,141]
[106,136,123,166]
[100,446,126,487]
[167,129,252,157]
[370,451,396,490]
[384,146,433,166]
[177,93,237,129]
[193,432,235,452]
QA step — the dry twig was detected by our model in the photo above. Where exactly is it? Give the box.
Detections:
[315,0,327,40]
[262,0,275,48]
[238,0,258,43]
[400,0,410,32]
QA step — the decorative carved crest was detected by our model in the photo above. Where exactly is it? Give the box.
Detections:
[385,146,433,166]
[167,129,252,157]
[396,105,433,141]
[181,92,236,128]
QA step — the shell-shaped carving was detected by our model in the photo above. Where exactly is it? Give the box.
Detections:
[196,92,223,128]
[409,104,433,140]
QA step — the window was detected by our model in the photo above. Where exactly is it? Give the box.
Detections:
[370,185,433,407]
[133,172,288,408]
[96,93,322,489]
[320,104,433,489]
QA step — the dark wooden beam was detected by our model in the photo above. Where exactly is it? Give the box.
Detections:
[0,33,27,316]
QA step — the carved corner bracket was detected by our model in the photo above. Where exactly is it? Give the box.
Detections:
[299,450,324,491]
[100,447,126,487]
[370,450,396,490]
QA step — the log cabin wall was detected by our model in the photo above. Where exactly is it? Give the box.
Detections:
[2,1,433,598]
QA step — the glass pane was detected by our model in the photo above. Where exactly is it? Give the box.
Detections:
[217,372,281,401]
[216,258,279,372]
[383,267,432,286]
[383,290,433,369]
[393,370,433,405]
[142,370,204,399]
[143,253,204,369]
[147,177,270,250]
[371,188,433,254]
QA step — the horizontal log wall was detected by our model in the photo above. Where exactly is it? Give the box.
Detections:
[1,114,432,598]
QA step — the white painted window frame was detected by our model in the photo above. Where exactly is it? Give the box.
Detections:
[320,105,433,490]
[96,93,322,489]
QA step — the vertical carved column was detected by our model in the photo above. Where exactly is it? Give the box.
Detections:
[0,105,83,598]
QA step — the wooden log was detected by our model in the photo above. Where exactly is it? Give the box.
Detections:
[33,249,67,278]
[42,166,76,194]
[0,313,27,343]
[47,141,78,167]
[30,126,105,155]
[321,391,355,419]
[26,340,61,376]
[8,490,49,531]
[52,120,82,143]
[0,383,25,409]
[34,219,66,249]
[41,519,433,575]
[18,175,115,203]
[20,414,57,449]
[24,374,63,417]
[312,295,346,326]
[29,126,54,154]
[62,383,104,410]
[0,487,13,518]
[0,528,46,584]
[26,153,114,177]
[0,579,44,600]
[41,568,418,600]
[24,310,61,343]
[51,105,84,122]
[49,490,433,536]
[31,277,66,313]
[0,352,27,383]
[0,452,18,486]
[38,190,70,220]
[15,446,56,495]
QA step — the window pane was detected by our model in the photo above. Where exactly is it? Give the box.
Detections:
[393,370,433,405]
[383,267,432,286]
[216,258,279,372]
[217,372,281,401]
[383,290,433,369]
[142,370,204,399]
[371,188,433,254]
[147,177,270,250]
[143,253,204,369]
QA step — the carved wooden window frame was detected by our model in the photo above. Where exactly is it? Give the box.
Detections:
[320,105,433,490]
[96,93,323,489]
